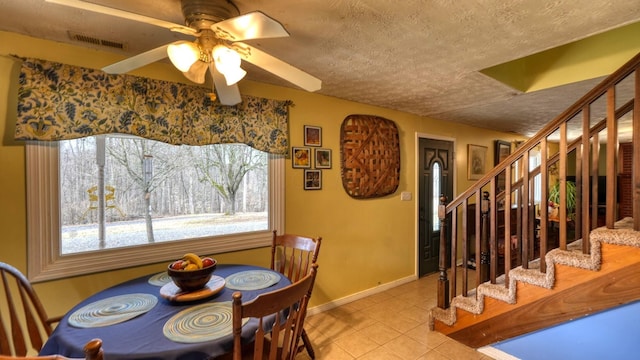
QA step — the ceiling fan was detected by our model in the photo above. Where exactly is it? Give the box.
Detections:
[45,0,322,105]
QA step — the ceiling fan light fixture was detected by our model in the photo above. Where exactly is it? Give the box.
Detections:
[182,60,208,84]
[222,66,247,86]
[167,41,200,72]
[212,45,246,85]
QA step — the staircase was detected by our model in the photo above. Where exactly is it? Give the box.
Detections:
[429,51,640,348]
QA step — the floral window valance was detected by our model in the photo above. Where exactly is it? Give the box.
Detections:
[14,57,290,155]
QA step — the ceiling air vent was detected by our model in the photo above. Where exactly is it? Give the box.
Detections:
[68,31,126,50]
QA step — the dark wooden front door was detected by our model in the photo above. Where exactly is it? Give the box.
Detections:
[419,138,454,276]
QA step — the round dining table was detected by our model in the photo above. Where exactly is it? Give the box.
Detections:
[39,264,289,360]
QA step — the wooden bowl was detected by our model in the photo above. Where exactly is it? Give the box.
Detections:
[167,260,217,292]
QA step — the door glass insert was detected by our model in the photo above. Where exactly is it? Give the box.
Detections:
[432,162,441,231]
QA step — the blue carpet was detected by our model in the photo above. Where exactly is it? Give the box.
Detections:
[491,300,640,360]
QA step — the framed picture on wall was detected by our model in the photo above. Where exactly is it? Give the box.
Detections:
[304,125,322,146]
[494,140,511,166]
[494,140,511,192]
[467,144,487,180]
[315,148,332,169]
[304,169,322,190]
[292,147,311,168]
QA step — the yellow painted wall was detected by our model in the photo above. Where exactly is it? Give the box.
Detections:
[482,21,640,92]
[0,31,521,317]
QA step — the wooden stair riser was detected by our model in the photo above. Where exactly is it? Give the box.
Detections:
[434,243,640,348]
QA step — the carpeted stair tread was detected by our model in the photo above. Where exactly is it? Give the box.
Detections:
[429,217,640,328]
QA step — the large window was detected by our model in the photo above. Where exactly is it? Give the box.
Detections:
[26,136,284,282]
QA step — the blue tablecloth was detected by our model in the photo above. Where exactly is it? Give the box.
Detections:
[40,264,288,360]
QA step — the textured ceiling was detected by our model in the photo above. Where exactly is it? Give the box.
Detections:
[1,0,639,137]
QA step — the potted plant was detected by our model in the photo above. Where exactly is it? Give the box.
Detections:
[548,180,577,220]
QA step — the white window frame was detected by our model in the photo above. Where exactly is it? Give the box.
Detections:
[26,141,285,282]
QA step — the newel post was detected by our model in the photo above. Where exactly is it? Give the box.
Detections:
[437,194,449,309]
[480,191,490,282]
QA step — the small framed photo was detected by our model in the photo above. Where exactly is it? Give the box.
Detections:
[304,169,322,190]
[292,147,311,168]
[304,125,322,147]
[494,140,511,166]
[467,144,487,180]
[494,140,511,193]
[315,148,332,169]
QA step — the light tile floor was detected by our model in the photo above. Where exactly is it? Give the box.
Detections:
[296,272,495,360]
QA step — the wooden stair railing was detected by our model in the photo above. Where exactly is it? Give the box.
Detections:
[437,51,640,310]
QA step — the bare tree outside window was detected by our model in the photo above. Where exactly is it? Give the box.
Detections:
[193,144,267,215]
[107,137,185,243]
[59,135,269,255]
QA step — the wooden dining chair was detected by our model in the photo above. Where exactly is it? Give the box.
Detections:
[270,231,321,358]
[0,262,62,357]
[231,263,318,360]
[0,338,103,360]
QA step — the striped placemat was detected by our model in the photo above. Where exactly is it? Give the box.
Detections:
[163,302,248,343]
[148,272,172,286]
[68,293,158,328]
[224,270,281,291]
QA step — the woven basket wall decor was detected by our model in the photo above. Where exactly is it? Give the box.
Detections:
[340,114,400,199]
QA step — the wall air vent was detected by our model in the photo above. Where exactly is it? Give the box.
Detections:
[68,31,126,50]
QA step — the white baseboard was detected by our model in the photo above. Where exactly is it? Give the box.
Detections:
[306,274,417,316]
[477,346,520,360]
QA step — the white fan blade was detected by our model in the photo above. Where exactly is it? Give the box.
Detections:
[213,11,289,41]
[237,43,321,92]
[102,44,173,74]
[209,64,242,106]
[45,0,197,35]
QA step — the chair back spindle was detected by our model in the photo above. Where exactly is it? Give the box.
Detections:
[270,231,321,358]
[270,231,321,283]
[232,264,319,360]
[0,262,61,357]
